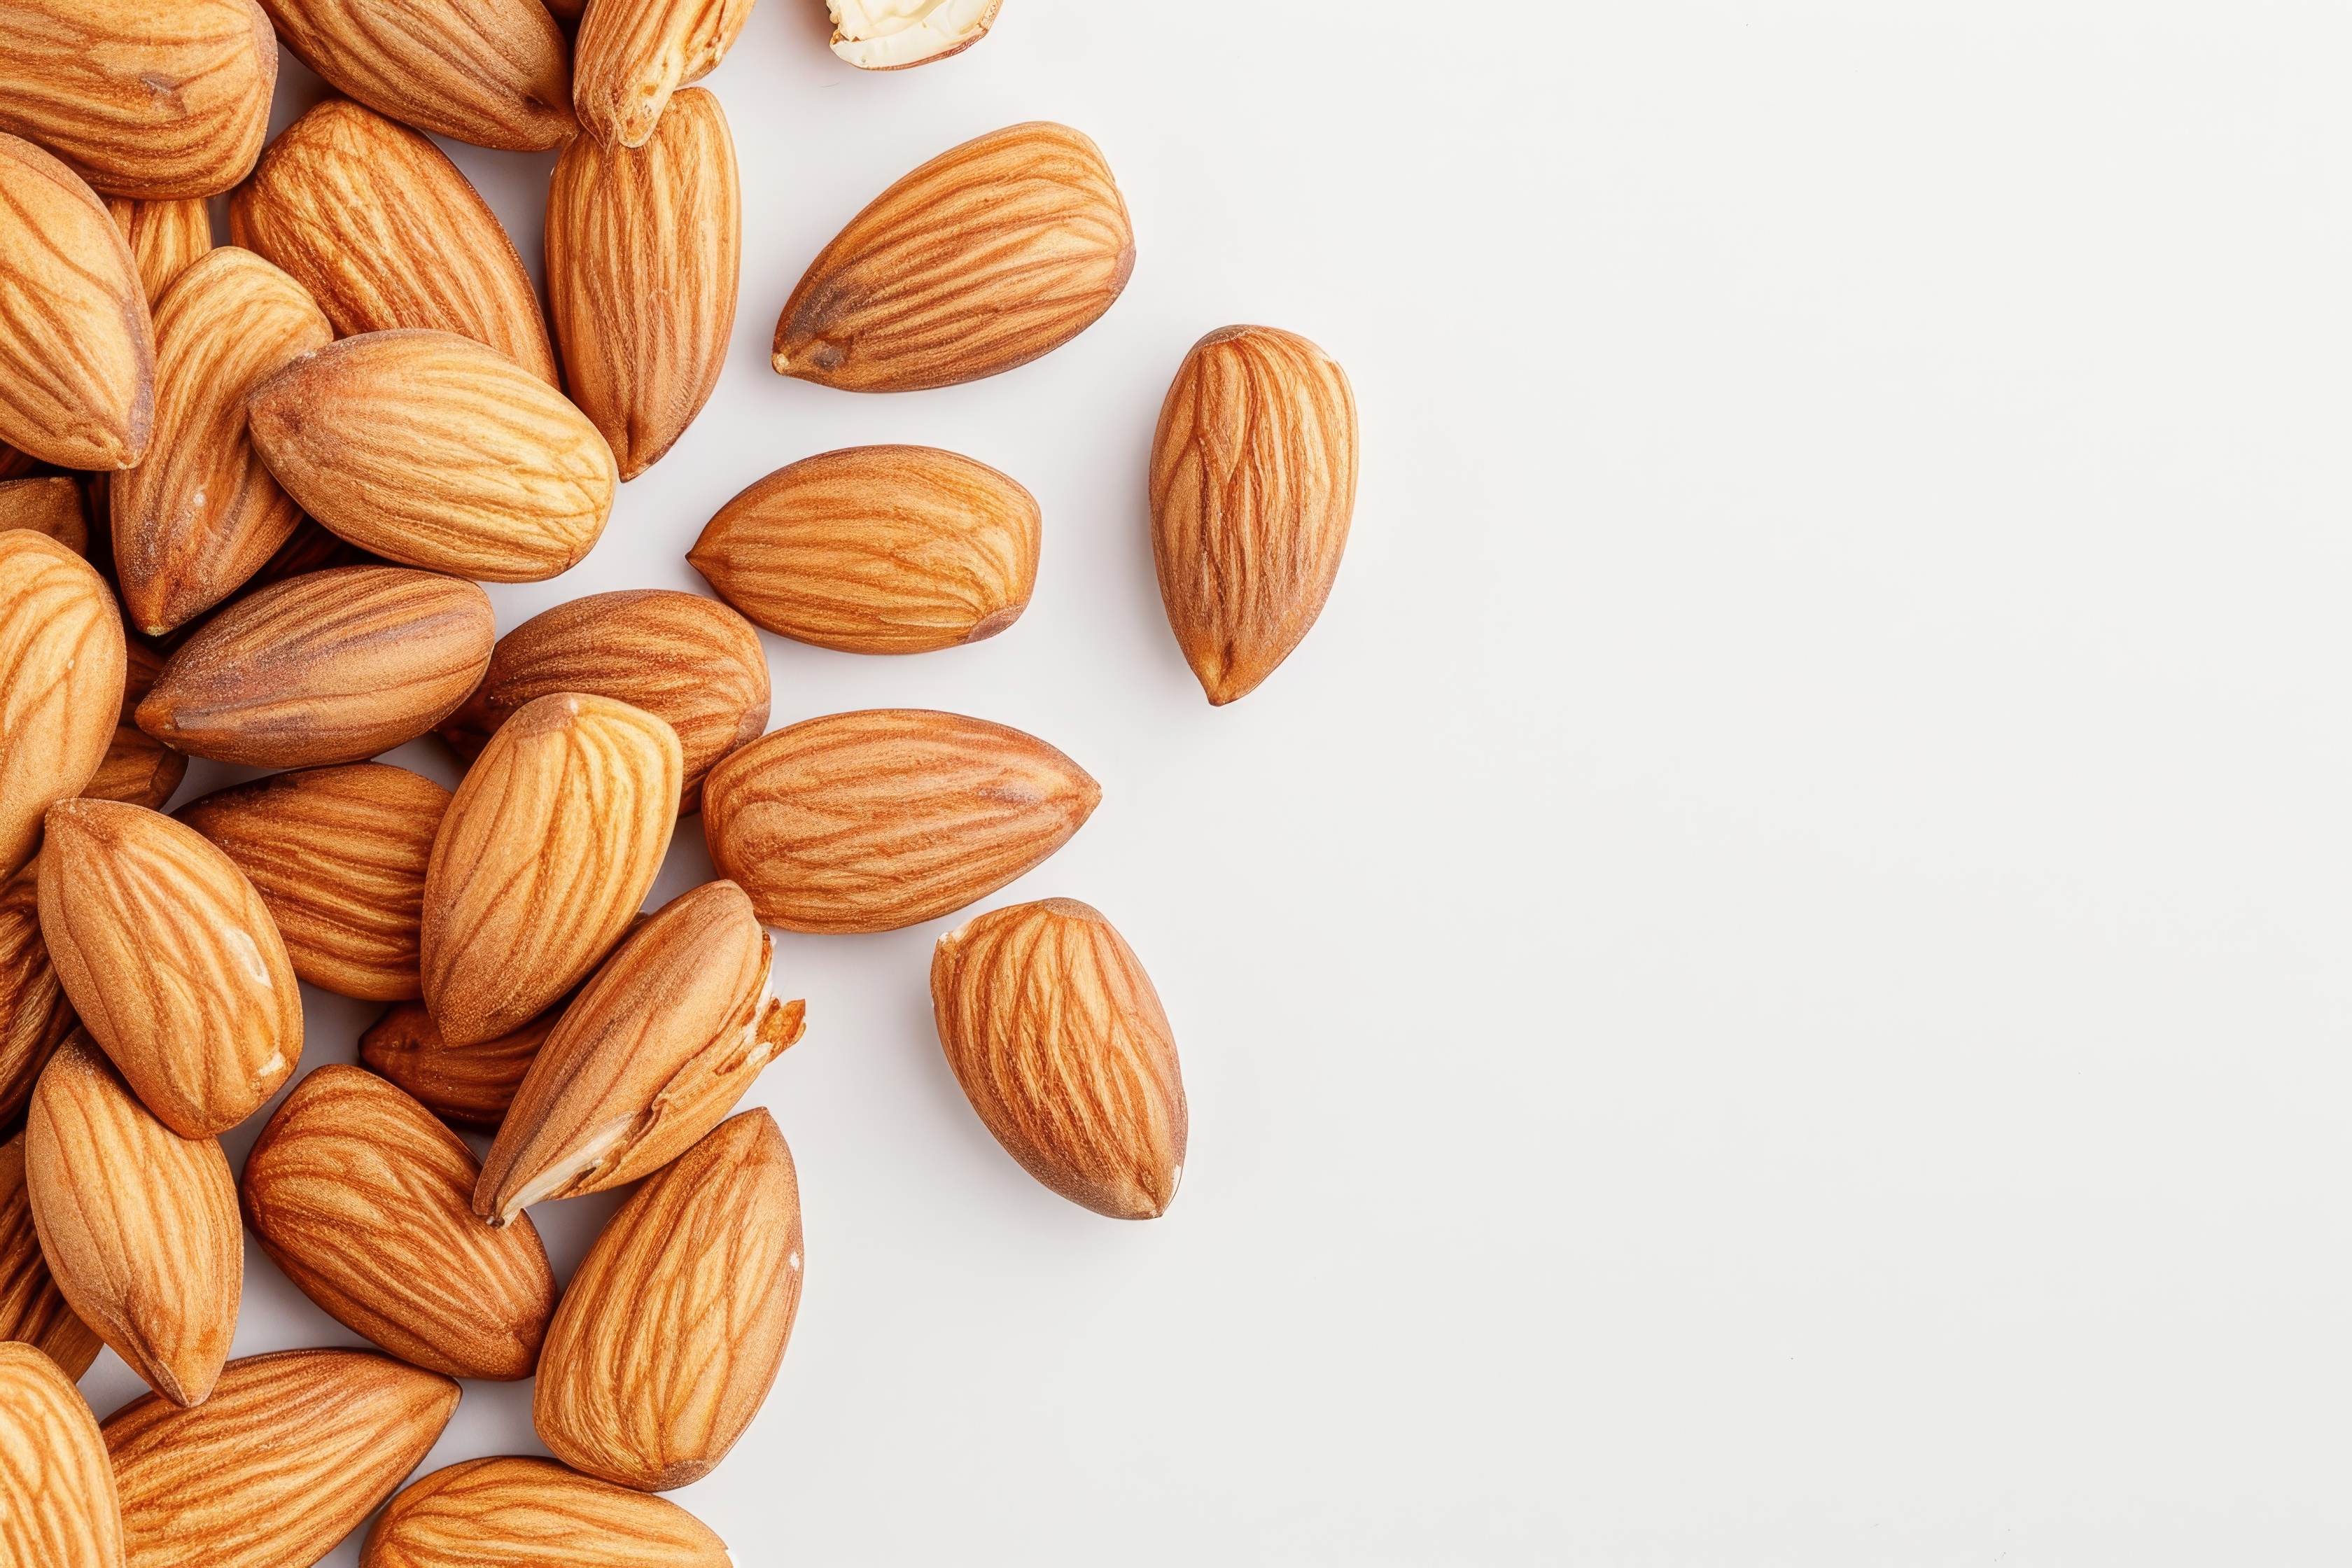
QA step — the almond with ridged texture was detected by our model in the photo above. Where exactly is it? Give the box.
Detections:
[362,1457,731,1568]
[105,199,212,305]
[477,881,802,1226]
[701,709,1098,934]
[0,533,127,877]
[0,1340,122,1567]
[242,1067,556,1380]
[547,86,738,480]
[0,444,34,482]
[80,643,186,812]
[260,0,576,153]
[690,445,1038,654]
[535,1110,802,1491]
[423,693,680,1047]
[932,898,1185,1219]
[772,122,1133,393]
[360,1000,559,1131]
[104,1350,459,1568]
[0,136,155,470]
[573,0,751,150]
[0,860,71,1126]
[437,591,766,816]
[1,1134,100,1377]
[177,764,451,1001]
[230,102,559,386]
[24,1034,239,1405]
[247,331,617,581]
[37,802,300,1138]
[828,0,1002,69]
[0,477,88,554]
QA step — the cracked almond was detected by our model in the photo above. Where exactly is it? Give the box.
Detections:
[828,0,1002,69]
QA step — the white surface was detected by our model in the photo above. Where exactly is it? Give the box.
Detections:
[88,3,2352,1562]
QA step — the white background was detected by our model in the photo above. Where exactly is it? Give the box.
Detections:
[83,2,2352,1562]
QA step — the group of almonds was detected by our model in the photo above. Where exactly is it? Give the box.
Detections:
[0,0,1358,1562]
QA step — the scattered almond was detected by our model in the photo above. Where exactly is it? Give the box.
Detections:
[0,1339,124,1568]
[260,0,577,152]
[573,0,752,149]
[828,0,1002,69]
[0,1133,100,1378]
[362,1456,732,1568]
[0,859,71,1127]
[105,197,213,306]
[0,533,127,878]
[0,476,88,554]
[360,1000,561,1132]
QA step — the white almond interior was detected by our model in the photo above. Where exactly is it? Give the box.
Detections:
[828,0,997,69]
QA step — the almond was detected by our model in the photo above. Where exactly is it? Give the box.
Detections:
[242,1066,557,1380]
[80,643,186,812]
[104,1349,459,1568]
[37,801,300,1138]
[105,198,213,307]
[0,0,274,200]
[0,860,72,1128]
[0,134,155,470]
[477,881,803,1226]
[422,693,680,1046]
[230,101,559,386]
[828,0,1002,69]
[0,1340,123,1567]
[0,443,35,482]
[176,764,451,1002]
[362,1456,731,1568]
[535,1109,802,1491]
[932,898,1186,1219]
[0,1133,100,1378]
[137,566,493,769]
[436,590,768,816]
[24,1034,240,1406]
[246,330,617,581]
[573,0,752,150]
[359,1000,559,1131]
[689,445,1039,654]
[260,0,576,153]
[0,476,89,554]
[1151,326,1358,705]
[0,532,127,878]
[772,122,1134,393]
[701,708,1098,934]
[546,85,738,480]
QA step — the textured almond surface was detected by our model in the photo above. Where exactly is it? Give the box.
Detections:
[0,533,127,878]
[138,566,495,768]
[230,101,559,385]
[690,444,1039,654]
[437,590,767,816]
[25,1035,239,1406]
[0,860,71,1126]
[932,898,1186,1219]
[111,248,333,636]
[106,198,212,307]
[0,1134,100,1378]
[261,0,576,152]
[361,1455,731,1568]
[104,1349,458,1568]
[701,709,1099,934]
[547,86,739,479]
[573,0,753,149]
[772,122,1133,392]
[37,801,300,1138]
[0,477,88,553]
[536,1110,803,1491]
[177,764,451,1001]
[247,330,617,582]
[1150,325,1359,705]
[422,692,681,1046]
[243,1066,556,1380]
[0,1340,122,1568]
[360,1000,559,1131]
[81,644,186,812]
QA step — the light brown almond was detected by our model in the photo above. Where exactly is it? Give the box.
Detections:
[261,0,576,153]
[359,1000,560,1132]
[0,859,72,1128]
[0,476,90,554]
[573,0,752,150]
[0,532,128,877]
[827,0,1003,69]
[0,1339,123,1567]
[701,708,1098,934]
[362,1456,730,1568]
[80,643,186,813]
[535,1110,802,1491]
[0,1133,100,1378]
[105,198,212,307]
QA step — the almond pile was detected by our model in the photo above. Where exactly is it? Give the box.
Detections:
[0,4,1359,1562]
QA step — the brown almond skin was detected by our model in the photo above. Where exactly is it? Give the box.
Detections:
[104,1349,459,1568]
[362,1456,731,1568]
[106,198,213,306]
[242,1067,557,1380]
[230,100,559,386]
[0,860,73,1128]
[573,0,752,150]
[176,764,451,1002]
[701,709,1099,934]
[137,566,496,768]
[81,642,186,812]
[437,590,767,816]
[0,1340,124,1567]
[360,1000,560,1132]
[0,533,129,878]
[535,1110,803,1491]
[261,0,577,153]
[0,1133,100,1378]
[25,1035,240,1406]
[690,445,1040,654]
[772,122,1135,393]
[0,476,91,553]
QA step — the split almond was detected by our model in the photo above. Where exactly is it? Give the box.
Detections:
[0,533,127,878]
[828,0,1002,69]
[261,0,577,152]
[81,643,186,812]
[0,860,72,1127]
[0,477,88,554]
[0,1340,123,1568]
[0,1133,100,1378]
[363,1456,731,1568]
[106,198,213,306]
[360,1000,560,1131]
[573,0,752,149]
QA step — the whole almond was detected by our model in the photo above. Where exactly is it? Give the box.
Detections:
[104,1349,459,1568]
[260,0,576,152]
[242,1066,556,1380]
[828,0,1002,69]
[0,134,155,470]
[422,693,681,1046]
[0,533,128,877]
[573,0,752,150]
[1,1133,100,1378]
[772,122,1134,393]
[1151,326,1359,705]
[24,1034,240,1406]
[176,764,451,1001]
[230,101,559,386]
[477,881,803,1226]
[363,1456,730,1568]
[547,86,739,480]
[535,1110,803,1491]
[359,1000,560,1131]
[932,898,1186,1219]
[0,0,274,200]
[81,643,186,813]
[689,444,1039,654]
[702,708,1098,934]
[435,589,768,816]
[37,801,300,1138]
[0,860,72,1127]
[247,331,617,581]
[106,198,213,306]
[0,476,88,553]
[0,1340,123,1568]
